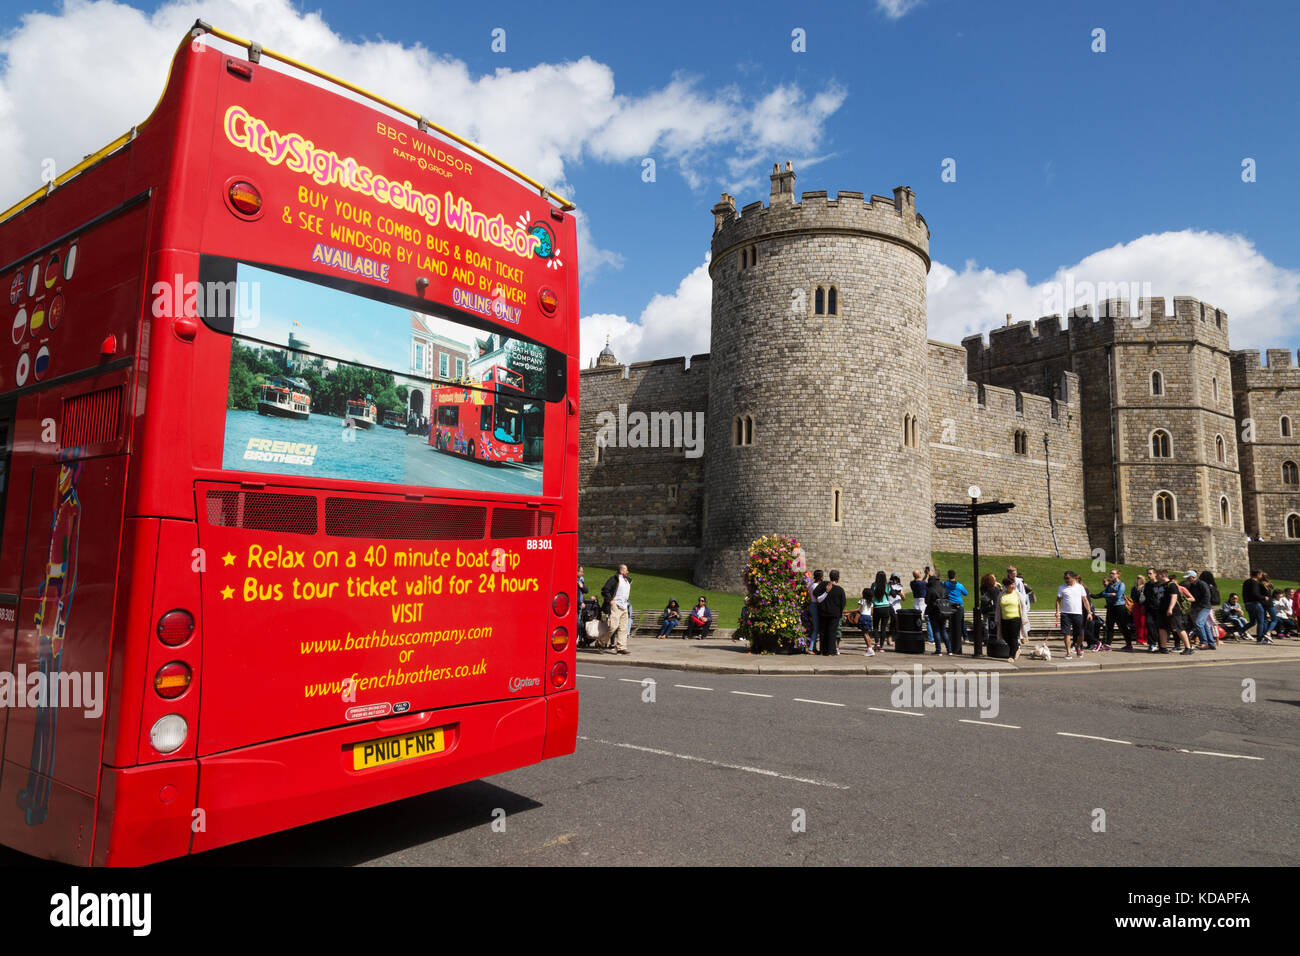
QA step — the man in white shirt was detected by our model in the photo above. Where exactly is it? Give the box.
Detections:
[601,564,632,655]
[1055,570,1094,659]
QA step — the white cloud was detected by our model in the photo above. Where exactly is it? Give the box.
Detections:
[580,256,712,367]
[877,0,925,19]
[929,230,1300,352]
[0,0,847,224]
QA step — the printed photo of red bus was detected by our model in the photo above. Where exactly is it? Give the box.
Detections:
[0,22,579,866]
[432,365,526,464]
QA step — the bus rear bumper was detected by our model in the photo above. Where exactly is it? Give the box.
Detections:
[190,694,557,857]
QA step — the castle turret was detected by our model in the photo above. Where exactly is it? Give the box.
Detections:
[696,164,932,588]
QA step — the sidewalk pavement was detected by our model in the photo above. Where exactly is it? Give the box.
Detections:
[578,630,1300,675]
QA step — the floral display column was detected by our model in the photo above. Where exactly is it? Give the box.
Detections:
[735,535,810,654]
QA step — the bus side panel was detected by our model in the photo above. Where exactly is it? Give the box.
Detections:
[100,517,160,769]
[191,695,545,856]
[0,455,126,863]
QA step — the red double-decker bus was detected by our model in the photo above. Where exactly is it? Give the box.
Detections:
[432,366,526,464]
[0,21,579,865]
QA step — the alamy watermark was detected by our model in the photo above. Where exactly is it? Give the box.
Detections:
[594,403,705,459]
[1040,275,1156,327]
[890,665,1000,719]
[151,274,261,329]
[0,666,104,718]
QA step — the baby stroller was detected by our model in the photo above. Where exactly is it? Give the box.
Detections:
[577,596,608,648]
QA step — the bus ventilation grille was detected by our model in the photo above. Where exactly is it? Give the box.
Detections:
[490,508,555,539]
[324,498,486,540]
[60,387,121,448]
[205,491,319,535]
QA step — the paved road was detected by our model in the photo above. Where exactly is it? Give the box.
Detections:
[169,660,1299,866]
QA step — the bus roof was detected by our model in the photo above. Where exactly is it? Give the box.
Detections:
[0,20,575,226]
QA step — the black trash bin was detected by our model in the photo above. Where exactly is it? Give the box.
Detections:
[895,609,927,654]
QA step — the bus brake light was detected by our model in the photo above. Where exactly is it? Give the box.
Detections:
[157,609,195,646]
[551,592,570,618]
[227,180,263,217]
[550,661,568,688]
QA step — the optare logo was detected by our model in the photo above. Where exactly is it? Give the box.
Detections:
[509,676,540,693]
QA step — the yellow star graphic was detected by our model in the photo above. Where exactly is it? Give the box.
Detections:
[221,585,235,600]
[222,552,236,567]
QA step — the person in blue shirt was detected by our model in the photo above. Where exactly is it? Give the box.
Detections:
[1092,568,1133,650]
[943,570,968,647]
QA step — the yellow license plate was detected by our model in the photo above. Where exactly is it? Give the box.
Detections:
[352,727,445,770]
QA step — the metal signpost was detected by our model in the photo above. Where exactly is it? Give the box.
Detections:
[933,486,1016,657]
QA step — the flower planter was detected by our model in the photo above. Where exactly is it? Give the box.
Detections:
[750,632,780,654]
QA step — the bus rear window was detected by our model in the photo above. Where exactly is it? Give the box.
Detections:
[207,261,555,494]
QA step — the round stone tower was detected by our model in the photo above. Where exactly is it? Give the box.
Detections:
[695,163,933,591]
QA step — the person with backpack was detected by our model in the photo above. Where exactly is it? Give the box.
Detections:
[943,570,969,651]
[978,572,1001,655]
[925,573,951,655]
[1192,570,1218,649]
[600,564,633,655]
[815,570,847,656]
[1142,567,1168,653]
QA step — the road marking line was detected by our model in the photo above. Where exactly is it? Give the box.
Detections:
[577,674,606,679]
[618,678,650,683]
[730,690,773,698]
[958,719,1021,729]
[867,707,925,717]
[1057,732,1131,745]
[1188,749,1265,761]
[577,736,849,790]
[792,698,845,707]
[674,684,714,691]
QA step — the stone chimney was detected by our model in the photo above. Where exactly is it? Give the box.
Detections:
[769,161,796,205]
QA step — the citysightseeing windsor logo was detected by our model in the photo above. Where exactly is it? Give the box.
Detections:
[221,105,551,264]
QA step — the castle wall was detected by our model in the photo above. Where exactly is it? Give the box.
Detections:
[577,356,709,570]
[927,341,1089,557]
[965,297,1249,577]
[1231,349,1300,551]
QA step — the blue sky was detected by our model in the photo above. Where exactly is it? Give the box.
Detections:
[2,0,1297,362]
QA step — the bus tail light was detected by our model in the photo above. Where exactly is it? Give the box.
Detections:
[156,609,195,646]
[550,626,568,652]
[154,662,192,699]
[551,592,570,618]
[538,287,558,315]
[550,661,568,688]
[226,179,264,219]
[149,715,188,754]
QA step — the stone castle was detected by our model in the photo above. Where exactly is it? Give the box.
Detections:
[578,162,1300,590]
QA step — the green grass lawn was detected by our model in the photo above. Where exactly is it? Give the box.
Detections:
[582,566,746,625]
[583,554,1299,629]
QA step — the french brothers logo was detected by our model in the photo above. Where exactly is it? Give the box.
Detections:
[243,438,318,466]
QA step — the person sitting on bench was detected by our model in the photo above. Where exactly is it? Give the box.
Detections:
[685,597,713,639]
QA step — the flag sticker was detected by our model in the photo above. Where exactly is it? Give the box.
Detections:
[9,270,22,305]
[12,308,26,344]
[29,308,44,334]
[44,253,60,289]
[33,346,50,381]
[47,293,64,330]
[15,353,30,386]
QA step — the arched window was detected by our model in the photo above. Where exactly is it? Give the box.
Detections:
[1151,371,1164,396]
[1216,434,1226,463]
[814,286,825,315]
[1283,460,1299,485]
[1220,496,1230,525]
[1151,429,1172,458]
[903,413,918,449]
[733,415,754,446]
[1014,391,1024,414]
[1288,514,1300,539]
[1212,376,1219,403]
[827,286,838,316]
[1283,416,1293,438]
[1013,430,1028,455]
[1154,491,1176,521]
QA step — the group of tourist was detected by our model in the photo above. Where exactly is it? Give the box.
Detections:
[578,562,1298,659]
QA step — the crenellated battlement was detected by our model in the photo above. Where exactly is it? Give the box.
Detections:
[1230,348,1300,388]
[710,162,930,274]
[961,295,1233,363]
